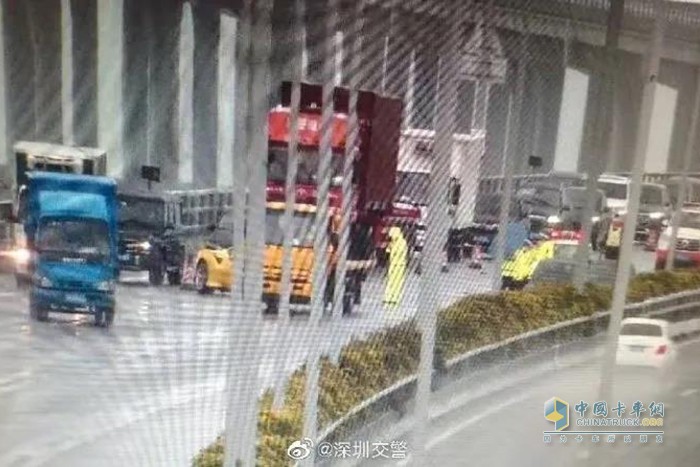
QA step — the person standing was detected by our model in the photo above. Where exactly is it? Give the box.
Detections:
[596,207,613,253]
[384,226,408,306]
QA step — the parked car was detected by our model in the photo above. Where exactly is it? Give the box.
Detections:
[655,206,700,269]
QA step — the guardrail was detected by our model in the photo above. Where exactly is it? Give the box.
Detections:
[314,288,700,456]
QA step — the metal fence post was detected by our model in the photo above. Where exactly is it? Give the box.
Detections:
[573,0,625,290]
[666,67,700,269]
[492,57,523,292]
[224,0,252,464]
[331,0,365,320]
[301,0,338,462]
[272,0,305,412]
[598,0,666,402]
[411,16,459,465]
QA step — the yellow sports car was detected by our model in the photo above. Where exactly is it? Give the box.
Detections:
[193,204,340,312]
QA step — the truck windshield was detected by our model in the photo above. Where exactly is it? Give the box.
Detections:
[266,209,317,247]
[641,185,664,206]
[563,188,604,211]
[36,219,110,262]
[268,149,344,185]
[599,182,627,200]
[119,196,164,229]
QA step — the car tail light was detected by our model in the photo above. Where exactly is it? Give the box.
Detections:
[655,345,668,355]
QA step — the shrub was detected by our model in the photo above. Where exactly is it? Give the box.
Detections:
[194,268,700,467]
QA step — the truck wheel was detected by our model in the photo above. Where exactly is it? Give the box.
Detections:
[30,301,48,322]
[15,274,31,289]
[342,294,353,316]
[104,308,115,327]
[167,271,182,286]
[149,268,164,286]
[195,261,211,294]
[353,283,362,305]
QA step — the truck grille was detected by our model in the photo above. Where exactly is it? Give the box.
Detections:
[676,239,700,251]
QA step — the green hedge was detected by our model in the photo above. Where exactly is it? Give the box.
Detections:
[193,268,700,467]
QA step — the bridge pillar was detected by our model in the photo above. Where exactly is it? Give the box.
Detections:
[553,41,590,173]
[217,12,237,188]
[177,2,195,185]
[97,0,125,177]
[0,0,7,180]
[61,0,74,145]
[192,3,220,187]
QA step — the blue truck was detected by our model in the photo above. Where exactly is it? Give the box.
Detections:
[24,172,119,326]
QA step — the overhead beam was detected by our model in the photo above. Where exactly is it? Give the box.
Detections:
[366,0,700,66]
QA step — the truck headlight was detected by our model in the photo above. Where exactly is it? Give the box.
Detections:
[591,216,600,223]
[547,215,561,224]
[10,248,31,265]
[649,212,665,220]
[34,275,53,288]
[138,241,151,251]
[96,280,116,292]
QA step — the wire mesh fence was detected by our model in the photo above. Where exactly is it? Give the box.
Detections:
[1,0,700,466]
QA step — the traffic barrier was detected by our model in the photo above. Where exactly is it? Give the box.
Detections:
[313,287,700,451]
[181,254,196,290]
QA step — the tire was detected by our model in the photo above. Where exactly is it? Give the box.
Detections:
[15,274,31,289]
[342,294,353,316]
[104,308,115,327]
[167,270,182,286]
[30,299,48,322]
[94,309,104,327]
[195,261,211,294]
[353,282,362,305]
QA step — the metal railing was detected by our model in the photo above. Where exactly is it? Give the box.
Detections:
[313,288,700,456]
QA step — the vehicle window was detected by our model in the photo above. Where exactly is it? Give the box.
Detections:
[620,323,663,337]
[563,188,604,211]
[37,219,110,260]
[119,196,165,229]
[680,212,700,230]
[265,209,317,247]
[641,185,664,206]
[268,148,344,185]
[599,182,627,200]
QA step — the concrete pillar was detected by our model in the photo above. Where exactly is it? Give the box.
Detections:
[71,0,98,148]
[61,0,74,145]
[406,49,416,128]
[178,2,195,185]
[97,0,124,177]
[553,68,590,172]
[334,30,343,86]
[27,0,62,142]
[192,4,219,187]
[217,13,236,188]
[145,2,179,182]
[644,82,678,172]
[0,0,7,173]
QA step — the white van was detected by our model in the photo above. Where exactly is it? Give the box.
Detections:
[597,174,670,217]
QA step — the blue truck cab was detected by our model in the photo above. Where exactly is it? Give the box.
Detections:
[24,172,119,326]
